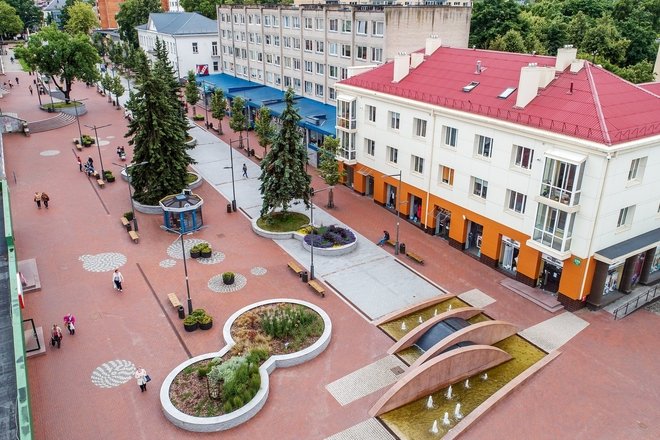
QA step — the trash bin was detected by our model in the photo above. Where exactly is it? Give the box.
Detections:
[301,271,309,283]
[398,243,406,255]
[226,203,232,213]
[177,306,185,319]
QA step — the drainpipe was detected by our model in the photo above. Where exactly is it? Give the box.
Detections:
[578,152,613,300]
[423,110,438,231]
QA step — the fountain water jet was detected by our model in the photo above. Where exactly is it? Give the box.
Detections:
[481,373,488,381]
[442,412,451,426]
[454,403,463,419]
[401,322,407,331]
[445,385,453,400]
[434,308,438,316]
[464,379,470,389]
[418,316,423,324]
[448,304,452,311]
[430,420,439,434]
[426,396,434,409]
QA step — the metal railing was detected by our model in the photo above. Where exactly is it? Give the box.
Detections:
[613,285,659,320]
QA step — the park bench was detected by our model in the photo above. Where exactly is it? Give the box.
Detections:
[73,138,82,151]
[307,280,325,298]
[128,230,139,243]
[120,217,131,231]
[386,240,396,247]
[96,179,105,188]
[253,150,263,161]
[167,293,182,308]
[287,261,304,276]
[406,251,425,265]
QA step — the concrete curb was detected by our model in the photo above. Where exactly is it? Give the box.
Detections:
[252,218,357,256]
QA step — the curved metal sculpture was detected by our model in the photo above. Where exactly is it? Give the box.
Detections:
[373,294,455,326]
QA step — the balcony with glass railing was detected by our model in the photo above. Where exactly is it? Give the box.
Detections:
[538,158,584,206]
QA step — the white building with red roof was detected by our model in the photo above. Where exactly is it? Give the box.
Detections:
[335,41,660,310]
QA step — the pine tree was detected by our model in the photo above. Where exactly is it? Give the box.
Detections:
[210,89,226,134]
[318,136,342,208]
[254,106,276,156]
[185,70,200,116]
[229,96,247,149]
[124,39,193,205]
[259,89,311,217]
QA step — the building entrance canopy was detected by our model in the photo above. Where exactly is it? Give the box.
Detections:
[594,228,660,265]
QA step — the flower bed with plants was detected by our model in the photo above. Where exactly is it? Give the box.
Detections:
[300,224,358,257]
[161,299,332,432]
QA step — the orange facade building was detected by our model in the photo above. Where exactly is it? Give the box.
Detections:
[96,0,169,29]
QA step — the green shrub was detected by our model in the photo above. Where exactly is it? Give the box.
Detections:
[123,211,134,221]
[260,305,319,340]
[183,315,197,326]
[222,272,235,284]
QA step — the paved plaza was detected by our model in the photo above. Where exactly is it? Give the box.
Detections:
[2,47,660,440]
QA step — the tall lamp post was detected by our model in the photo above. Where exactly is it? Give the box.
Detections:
[162,226,194,315]
[72,97,88,146]
[113,161,148,232]
[225,139,240,212]
[85,123,111,179]
[383,171,403,255]
[309,186,333,280]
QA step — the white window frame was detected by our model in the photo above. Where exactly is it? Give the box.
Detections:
[513,145,534,170]
[389,111,400,130]
[507,190,527,214]
[387,146,398,164]
[472,177,488,199]
[617,205,635,229]
[412,155,424,174]
[439,165,454,187]
[627,157,647,183]
[443,126,457,147]
[476,135,493,158]
[372,21,384,36]
[356,46,367,61]
[414,118,427,138]
[366,105,376,123]
[365,138,375,156]
[192,42,198,54]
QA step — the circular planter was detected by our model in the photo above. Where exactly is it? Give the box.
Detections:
[186,172,202,190]
[199,320,213,330]
[185,137,197,147]
[184,321,198,332]
[133,199,163,215]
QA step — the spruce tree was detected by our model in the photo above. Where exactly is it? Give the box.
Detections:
[259,89,311,217]
[254,106,276,156]
[229,96,247,149]
[185,70,200,116]
[210,89,227,134]
[124,39,193,205]
[318,136,342,208]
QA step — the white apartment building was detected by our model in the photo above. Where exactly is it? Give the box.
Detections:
[335,43,660,310]
[216,4,471,104]
[137,12,219,79]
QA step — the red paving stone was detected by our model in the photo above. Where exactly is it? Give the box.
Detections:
[3,58,660,440]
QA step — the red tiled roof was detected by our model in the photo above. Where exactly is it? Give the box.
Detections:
[638,81,660,96]
[340,47,660,145]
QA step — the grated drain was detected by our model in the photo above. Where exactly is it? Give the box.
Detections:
[390,366,405,375]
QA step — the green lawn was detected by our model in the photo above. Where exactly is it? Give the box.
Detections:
[257,212,310,232]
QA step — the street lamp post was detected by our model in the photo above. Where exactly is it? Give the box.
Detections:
[225,139,239,212]
[72,97,88,146]
[162,226,194,315]
[113,161,148,232]
[383,171,403,255]
[85,123,111,179]
[309,186,333,280]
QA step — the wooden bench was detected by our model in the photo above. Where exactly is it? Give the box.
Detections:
[97,179,105,188]
[167,293,182,308]
[128,230,139,243]
[287,261,304,276]
[120,217,131,230]
[307,280,325,298]
[386,240,396,247]
[73,138,82,151]
[253,150,263,161]
[406,251,425,264]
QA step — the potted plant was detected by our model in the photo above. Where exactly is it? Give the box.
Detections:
[123,211,134,222]
[81,134,95,147]
[104,170,116,182]
[193,114,205,121]
[190,243,202,259]
[198,314,213,330]
[183,315,198,332]
[200,243,212,258]
[222,271,235,285]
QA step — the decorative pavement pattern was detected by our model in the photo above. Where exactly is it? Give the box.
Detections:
[40,150,60,156]
[197,251,226,265]
[208,273,247,293]
[458,288,496,308]
[519,312,589,353]
[166,238,206,260]
[90,359,136,389]
[251,266,268,276]
[325,418,395,440]
[79,253,127,272]
[325,355,407,406]
[159,259,177,268]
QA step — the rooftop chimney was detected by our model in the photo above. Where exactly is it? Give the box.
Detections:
[515,63,556,108]
[570,60,585,73]
[425,35,442,56]
[475,60,482,74]
[393,53,411,83]
[555,45,578,72]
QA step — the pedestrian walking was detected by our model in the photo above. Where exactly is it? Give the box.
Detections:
[8,80,13,89]
[76,156,82,172]
[41,192,50,209]
[33,192,41,208]
[50,324,63,348]
[112,269,124,292]
[134,367,149,392]
[63,313,76,335]
[9,56,14,63]
[15,77,19,85]
[242,163,248,178]
[28,85,33,95]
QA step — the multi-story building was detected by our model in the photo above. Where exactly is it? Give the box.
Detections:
[137,13,219,79]
[335,42,660,310]
[216,4,471,105]
[97,0,169,29]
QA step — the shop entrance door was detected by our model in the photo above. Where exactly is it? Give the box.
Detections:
[434,208,450,240]
[365,176,374,198]
[465,221,483,257]
[540,258,563,293]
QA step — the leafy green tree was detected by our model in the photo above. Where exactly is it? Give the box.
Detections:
[91,32,108,58]
[561,0,613,19]
[180,0,219,19]
[567,11,592,49]
[15,25,100,102]
[540,19,569,55]
[6,0,41,31]
[489,29,527,53]
[125,39,193,205]
[614,8,657,65]
[116,0,162,48]
[469,0,523,48]
[254,106,276,156]
[582,15,630,65]
[597,59,655,83]
[317,136,342,209]
[111,75,125,106]
[100,72,113,101]
[229,96,248,149]
[63,0,98,34]
[185,70,200,115]
[210,89,227,134]
[259,89,311,217]
[0,2,24,36]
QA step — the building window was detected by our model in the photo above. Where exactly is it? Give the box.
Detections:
[365,138,375,156]
[356,20,367,35]
[387,146,398,164]
[540,158,584,206]
[316,40,324,53]
[284,76,291,87]
[265,35,272,46]
[304,61,313,73]
[412,155,424,174]
[284,56,291,68]
[329,19,338,32]
[533,205,575,252]
[356,46,367,61]
[282,15,290,28]
[329,42,338,56]
[264,15,271,26]
[283,36,291,48]
[372,21,384,36]
[439,165,454,186]
[192,42,198,54]
[507,190,527,214]
[293,38,300,49]
[617,205,635,228]
[315,62,324,75]
[212,61,219,71]
[342,20,352,33]
[472,177,488,199]
[304,81,312,94]
[340,67,348,80]
[443,126,457,147]
[389,111,400,130]
[628,157,647,182]
[475,135,493,158]
[315,84,324,97]
[293,58,301,70]
[371,47,383,63]
[211,41,218,56]
[292,16,300,29]
[414,118,427,138]
[273,35,280,47]
[305,39,313,52]
[293,78,301,90]
[304,17,313,29]
[366,105,376,122]
[329,87,336,100]
[341,44,351,58]
[315,18,324,30]
[329,65,338,79]
[513,145,534,170]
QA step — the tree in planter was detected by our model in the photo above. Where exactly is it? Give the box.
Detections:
[317,136,342,209]
[254,106,276,157]
[259,88,311,217]
[184,70,200,117]
[229,96,248,149]
[15,25,100,102]
[111,75,125,107]
[100,72,113,102]
[124,39,193,205]
[210,89,227,134]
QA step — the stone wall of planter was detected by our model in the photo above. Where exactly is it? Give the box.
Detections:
[252,219,358,256]
[186,172,202,190]
[160,299,332,432]
[40,103,88,116]
[132,199,163,215]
